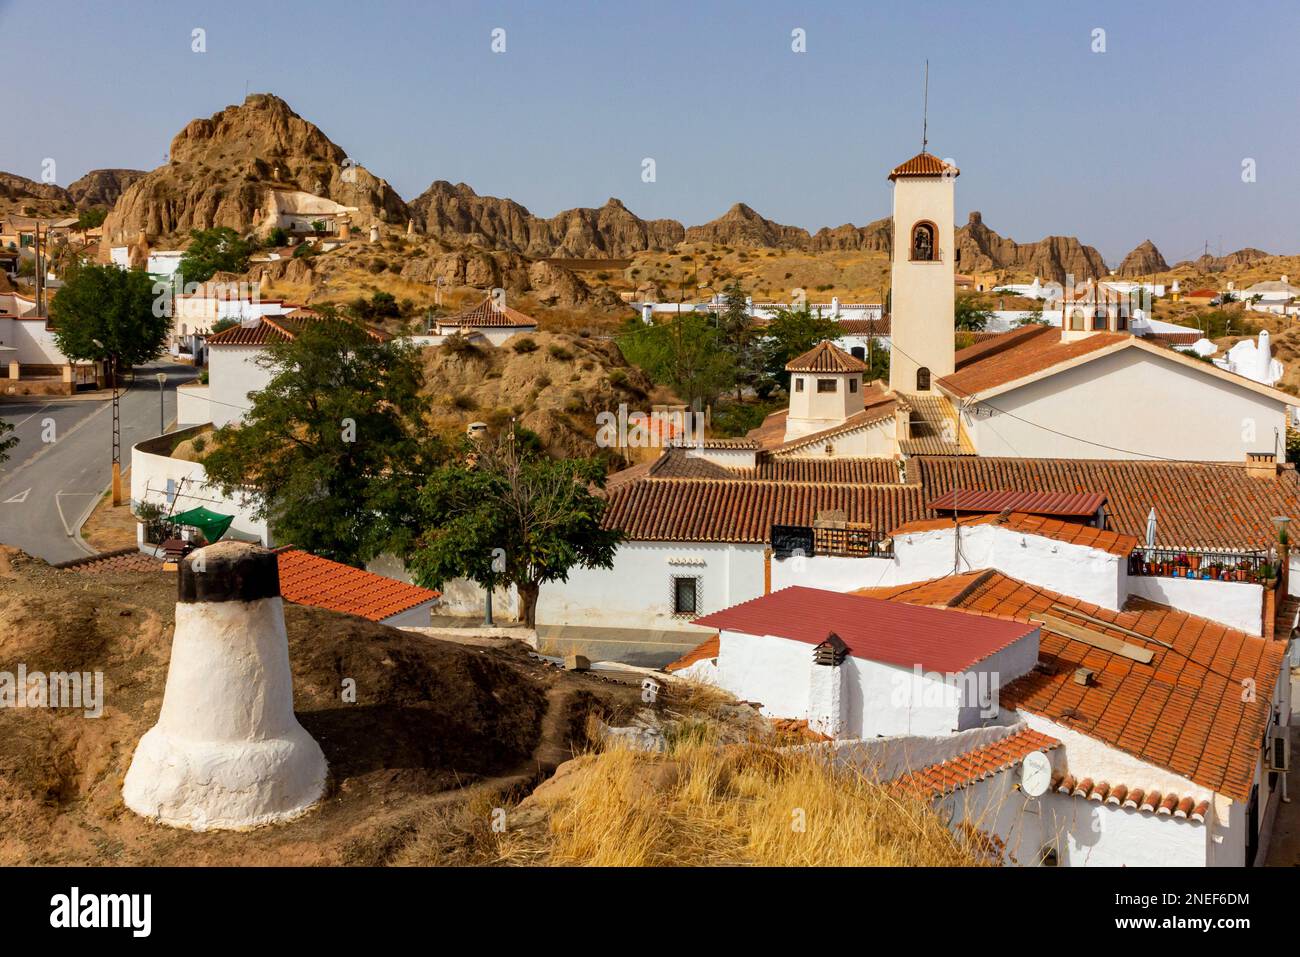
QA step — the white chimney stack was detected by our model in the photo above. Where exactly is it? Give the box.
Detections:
[1257,329,1273,383]
[831,296,841,318]
[123,542,327,830]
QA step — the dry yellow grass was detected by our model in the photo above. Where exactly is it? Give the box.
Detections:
[494,741,988,867]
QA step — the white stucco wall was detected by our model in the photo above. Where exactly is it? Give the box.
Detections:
[774,525,1126,611]
[780,418,896,459]
[959,346,1288,462]
[130,436,269,544]
[893,523,1126,610]
[535,540,766,633]
[1127,575,1264,636]
[175,384,211,427]
[716,627,1038,738]
[208,345,275,428]
[0,317,68,364]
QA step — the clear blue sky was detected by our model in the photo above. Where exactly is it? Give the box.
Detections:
[4,0,1297,264]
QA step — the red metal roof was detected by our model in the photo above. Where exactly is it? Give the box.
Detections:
[926,488,1107,518]
[692,585,1038,673]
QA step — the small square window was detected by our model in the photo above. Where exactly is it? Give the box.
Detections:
[849,379,858,393]
[794,378,804,392]
[817,378,837,393]
[672,576,699,615]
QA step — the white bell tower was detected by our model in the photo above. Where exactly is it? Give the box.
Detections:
[887,152,958,394]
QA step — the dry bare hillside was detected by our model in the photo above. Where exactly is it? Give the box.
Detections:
[419,329,662,463]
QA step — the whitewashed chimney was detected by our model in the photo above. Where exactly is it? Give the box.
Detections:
[641,303,653,324]
[122,542,327,830]
[807,633,849,738]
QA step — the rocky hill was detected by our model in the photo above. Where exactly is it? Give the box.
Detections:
[409,181,683,258]
[66,168,147,209]
[956,211,1108,282]
[1174,248,1272,273]
[1117,239,1169,276]
[0,172,75,217]
[100,93,408,249]
[684,203,813,248]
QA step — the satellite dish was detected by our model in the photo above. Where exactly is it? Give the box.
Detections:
[1020,750,1052,798]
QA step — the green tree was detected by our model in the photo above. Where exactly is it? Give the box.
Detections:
[954,295,992,332]
[408,428,622,627]
[210,317,240,335]
[716,280,762,398]
[49,262,170,385]
[76,208,107,230]
[617,311,737,408]
[760,304,842,393]
[177,227,255,283]
[201,319,443,564]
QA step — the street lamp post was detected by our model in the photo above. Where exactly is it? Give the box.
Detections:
[155,372,168,435]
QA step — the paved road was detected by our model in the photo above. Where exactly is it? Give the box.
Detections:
[0,362,198,563]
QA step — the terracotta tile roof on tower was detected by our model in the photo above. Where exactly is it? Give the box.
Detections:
[894,727,1062,798]
[890,511,1138,557]
[860,570,1286,802]
[693,585,1038,673]
[274,546,439,621]
[784,339,868,373]
[916,456,1300,550]
[888,151,960,180]
[439,296,538,328]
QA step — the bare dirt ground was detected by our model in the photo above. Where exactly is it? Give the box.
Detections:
[0,548,644,865]
[78,488,139,553]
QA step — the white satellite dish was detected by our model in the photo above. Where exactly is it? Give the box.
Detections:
[1020,751,1052,797]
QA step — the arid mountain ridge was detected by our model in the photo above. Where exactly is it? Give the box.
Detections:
[1,93,1275,281]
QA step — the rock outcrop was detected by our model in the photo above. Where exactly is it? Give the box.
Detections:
[1176,248,1272,273]
[66,169,147,209]
[1116,239,1169,277]
[100,93,408,250]
[0,172,74,216]
[810,217,893,253]
[684,203,812,249]
[409,182,684,258]
[955,211,1108,282]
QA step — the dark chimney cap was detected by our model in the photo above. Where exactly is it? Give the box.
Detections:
[178,541,281,604]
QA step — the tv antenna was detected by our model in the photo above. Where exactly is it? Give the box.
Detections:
[921,59,930,153]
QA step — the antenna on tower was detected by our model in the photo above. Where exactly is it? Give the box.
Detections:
[921,59,930,153]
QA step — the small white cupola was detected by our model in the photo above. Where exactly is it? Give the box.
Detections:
[783,340,867,441]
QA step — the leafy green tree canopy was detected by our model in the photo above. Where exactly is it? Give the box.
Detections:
[201,319,443,564]
[760,304,842,391]
[177,227,255,283]
[408,428,622,627]
[954,295,992,332]
[618,311,737,408]
[49,262,170,379]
